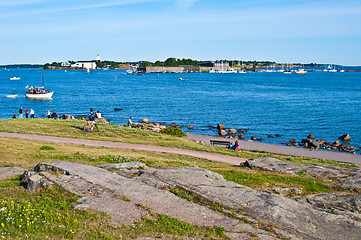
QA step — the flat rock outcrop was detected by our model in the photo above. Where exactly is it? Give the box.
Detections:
[135,166,361,240]
[245,157,361,191]
[0,167,26,180]
[26,161,361,240]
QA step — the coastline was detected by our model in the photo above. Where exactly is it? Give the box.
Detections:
[185,133,361,167]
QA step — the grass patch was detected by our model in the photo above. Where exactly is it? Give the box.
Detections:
[0,118,357,169]
[39,145,55,151]
[216,167,333,194]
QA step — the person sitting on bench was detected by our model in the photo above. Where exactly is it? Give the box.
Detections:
[229,141,240,151]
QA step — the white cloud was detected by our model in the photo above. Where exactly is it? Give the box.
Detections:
[175,0,199,10]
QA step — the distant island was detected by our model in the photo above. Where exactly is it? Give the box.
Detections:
[2,57,360,73]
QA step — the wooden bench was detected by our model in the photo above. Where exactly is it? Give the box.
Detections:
[210,139,231,148]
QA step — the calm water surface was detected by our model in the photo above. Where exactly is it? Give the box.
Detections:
[1,68,361,148]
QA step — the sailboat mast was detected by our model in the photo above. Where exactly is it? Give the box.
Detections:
[42,71,44,88]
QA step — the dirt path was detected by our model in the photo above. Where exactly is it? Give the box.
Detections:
[0,132,247,166]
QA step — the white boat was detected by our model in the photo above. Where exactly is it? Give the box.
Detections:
[25,72,54,99]
[238,70,247,74]
[6,94,17,98]
[222,69,237,73]
[10,77,20,80]
[340,69,345,72]
[329,65,337,72]
[295,69,307,74]
[284,71,292,74]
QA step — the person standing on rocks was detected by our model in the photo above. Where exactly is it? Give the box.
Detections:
[46,110,51,118]
[25,108,29,118]
[128,117,132,127]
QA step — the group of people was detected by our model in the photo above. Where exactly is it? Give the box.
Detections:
[14,107,59,119]
[88,108,102,121]
[46,110,59,119]
[15,107,35,119]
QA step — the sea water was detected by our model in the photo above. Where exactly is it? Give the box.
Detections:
[1,68,361,149]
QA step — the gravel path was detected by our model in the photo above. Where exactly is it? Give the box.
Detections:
[2,131,361,167]
[0,132,247,166]
[186,133,361,166]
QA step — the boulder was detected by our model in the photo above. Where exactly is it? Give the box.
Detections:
[238,134,246,140]
[307,134,315,139]
[217,123,226,130]
[301,138,320,149]
[141,118,151,124]
[95,118,109,124]
[61,114,75,120]
[276,134,284,137]
[332,141,340,147]
[251,136,257,141]
[228,128,237,135]
[218,130,227,136]
[289,139,297,143]
[268,135,275,138]
[187,125,194,129]
[339,134,351,142]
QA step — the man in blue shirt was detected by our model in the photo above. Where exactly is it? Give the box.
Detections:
[88,108,95,121]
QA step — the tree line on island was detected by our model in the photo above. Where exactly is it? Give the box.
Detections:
[1,58,323,70]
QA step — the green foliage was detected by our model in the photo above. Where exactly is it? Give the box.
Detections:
[160,127,187,137]
[0,186,117,239]
[218,169,333,194]
[129,213,227,239]
[39,145,55,151]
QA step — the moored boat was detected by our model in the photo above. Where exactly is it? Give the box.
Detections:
[10,77,20,80]
[295,69,307,74]
[25,72,54,99]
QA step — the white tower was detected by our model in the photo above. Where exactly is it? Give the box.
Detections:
[96,54,100,61]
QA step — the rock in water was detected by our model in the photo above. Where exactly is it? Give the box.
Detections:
[217,123,226,130]
[141,119,151,124]
[339,134,351,142]
[228,128,236,135]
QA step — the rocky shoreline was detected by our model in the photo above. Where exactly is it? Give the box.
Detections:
[127,119,359,155]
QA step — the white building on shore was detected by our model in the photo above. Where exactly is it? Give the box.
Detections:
[71,61,97,69]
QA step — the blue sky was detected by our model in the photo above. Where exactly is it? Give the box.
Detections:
[1,0,361,65]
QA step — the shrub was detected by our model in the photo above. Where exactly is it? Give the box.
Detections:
[160,127,186,137]
[39,146,55,151]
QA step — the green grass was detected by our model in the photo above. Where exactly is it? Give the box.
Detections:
[216,167,334,194]
[0,118,357,169]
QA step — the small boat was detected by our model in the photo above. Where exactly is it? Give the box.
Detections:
[284,71,292,74]
[6,94,17,98]
[295,69,307,74]
[10,77,20,80]
[179,78,184,80]
[340,69,345,72]
[25,72,54,99]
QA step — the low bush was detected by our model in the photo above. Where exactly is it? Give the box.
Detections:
[160,127,187,137]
